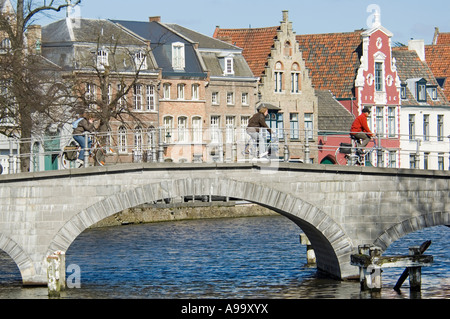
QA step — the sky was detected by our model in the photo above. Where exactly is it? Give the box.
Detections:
[34,0,450,45]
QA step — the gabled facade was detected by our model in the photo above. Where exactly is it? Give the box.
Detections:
[393,44,450,170]
[297,14,401,167]
[42,18,161,163]
[165,23,258,162]
[214,11,319,163]
[112,17,210,162]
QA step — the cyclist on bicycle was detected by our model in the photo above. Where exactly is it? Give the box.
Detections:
[350,106,374,155]
[73,112,96,164]
[246,107,272,158]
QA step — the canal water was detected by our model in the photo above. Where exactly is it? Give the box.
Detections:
[0,215,449,299]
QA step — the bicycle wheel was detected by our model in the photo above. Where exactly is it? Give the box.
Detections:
[61,151,77,169]
[94,145,119,166]
[335,148,349,165]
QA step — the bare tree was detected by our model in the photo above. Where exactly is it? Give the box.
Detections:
[0,0,81,172]
[66,19,160,144]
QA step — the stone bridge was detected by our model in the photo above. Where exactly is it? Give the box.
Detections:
[0,162,448,285]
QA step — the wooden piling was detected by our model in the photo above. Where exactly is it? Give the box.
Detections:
[300,234,316,265]
[46,251,66,298]
[351,244,433,293]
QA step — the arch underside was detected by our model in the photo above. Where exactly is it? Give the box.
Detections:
[48,178,355,279]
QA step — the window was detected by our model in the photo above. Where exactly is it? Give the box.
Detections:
[291,72,300,93]
[177,84,185,100]
[290,113,299,139]
[133,84,143,110]
[274,71,283,93]
[107,84,112,105]
[172,42,185,70]
[163,83,171,99]
[210,116,220,143]
[240,116,250,141]
[163,116,174,143]
[146,85,156,111]
[192,117,202,143]
[0,38,11,53]
[388,107,396,138]
[224,57,234,75]
[389,151,397,168]
[192,84,199,100]
[438,153,444,170]
[401,85,407,99]
[417,81,427,102]
[423,152,429,170]
[117,84,126,108]
[375,62,383,92]
[118,126,127,153]
[427,86,437,100]
[85,83,96,109]
[178,116,188,142]
[408,114,415,140]
[134,126,143,152]
[212,92,219,105]
[226,92,234,105]
[376,107,384,136]
[225,116,235,143]
[409,154,416,169]
[134,51,147,70]
[274,62,283,93]
[423,114,429,141]
[304,113,313,141]
[284,41,292,57]
[437,115,444,141]
[241,93,249,106]
[97,48,108,69]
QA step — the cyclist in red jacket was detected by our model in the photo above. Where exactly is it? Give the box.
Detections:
[350,106,374,152]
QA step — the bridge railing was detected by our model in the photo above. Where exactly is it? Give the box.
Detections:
[1,127,449,173]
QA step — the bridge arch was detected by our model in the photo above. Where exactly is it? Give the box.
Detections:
[373,211,450,251]
[47,177,355,279]
[0,234,36,285]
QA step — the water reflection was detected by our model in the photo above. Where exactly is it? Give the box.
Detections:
[0,216,448,299]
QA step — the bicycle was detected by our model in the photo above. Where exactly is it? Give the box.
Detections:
[243,132,280,160]
[59,134,119,169]
[335,136,379,166]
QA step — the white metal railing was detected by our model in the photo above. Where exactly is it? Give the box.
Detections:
[0,128,449,174]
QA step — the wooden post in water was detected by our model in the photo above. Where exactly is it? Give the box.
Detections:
[300,234,316,265]
[408,246,422,292]
[394,240,431,292]
[47,251,66,297]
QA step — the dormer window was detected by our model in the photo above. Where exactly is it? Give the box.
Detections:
[172,42,185,70]
[416,79,427,102]
[97,48,108,69]
[134,51,147,70]
[427,86,438,100]
[224,57,234,75]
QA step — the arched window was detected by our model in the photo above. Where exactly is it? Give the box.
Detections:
[118,126,127,153]
[274,62,284,93]
[134,126,143,151]
[284,41,292,57]
[291,63,301,93]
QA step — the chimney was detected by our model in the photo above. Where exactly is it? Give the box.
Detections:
[149,16,161,23]
[27,25,42,54]
[282,10,289,22]
[409,39,425,61]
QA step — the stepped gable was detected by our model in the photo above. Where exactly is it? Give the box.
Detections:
[213,26,279,78]
[296,31,364,99]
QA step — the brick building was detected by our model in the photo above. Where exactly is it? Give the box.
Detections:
[297,14,401,167]
[214,11,319,163]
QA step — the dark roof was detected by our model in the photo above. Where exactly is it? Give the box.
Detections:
[111,20,207,77]
[316,90,354,132]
